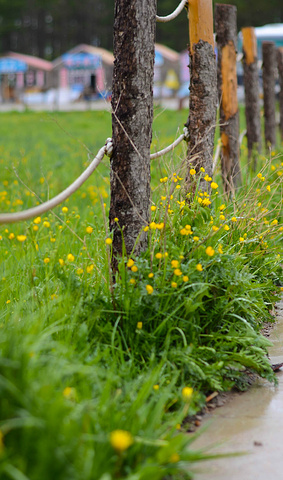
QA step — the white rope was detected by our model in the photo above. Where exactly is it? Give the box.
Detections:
[0,126,190,225]
[0,139,113,225]
[150,127,189,159]
[156,0,187,23]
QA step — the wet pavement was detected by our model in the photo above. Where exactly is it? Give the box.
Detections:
[192,299,283,480]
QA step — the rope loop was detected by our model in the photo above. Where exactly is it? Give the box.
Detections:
[156,0,187,23]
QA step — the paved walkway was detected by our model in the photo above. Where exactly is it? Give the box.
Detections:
[192,299,283,480]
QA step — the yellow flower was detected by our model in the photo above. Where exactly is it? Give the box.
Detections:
[146,285,154,294]
[193,236,199,242]
[205,246,215,257]
[190,168,196,175]
[144,226,149,232]
[76,268,83,275]
[8,233,15,240]
[62,207,68,213]
[231,217,237,222]
[171,281,177,288]
[129,278,136,285]
[200,167,205,172]
[174,268,182,276]
[196,263,203,272]
[67,253,75,262]
[219,204,226,211]
[63,387,77,401]
[156,222,164,230]
[34,216,41,224]
[6,300,11,304]
[204,174,212,182]
[131,265,138,272]
[127,259,135,268]
[266,185,271,192]
[224,225,230,231]
[218,245,223,254]
[17,235,27,242]
[114,217,119,222]
[59,258,65,266]
[155,252,163,259]
[182,386,193,402]
[151,205,157,211]
[149,222,157,230]
[239,237,244,242]
[105,238,112,245]
[153,384,159,391]
[271,219,278,225]
[257,173,262,179]
[183,276,189,282]
[170,453,180,463]
[110,430,133,452]
[86,264,94,273]
[43,221,50,228]
[212,226,219,232]
[44,257,50,264]
[211,182,218,189]
[220,214,225,220]
[171,260,179,268]
[148,273,154,278]
[137,321,143,329]
[86,226,93,234]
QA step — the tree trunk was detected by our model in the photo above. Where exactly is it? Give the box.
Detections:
[186,0,217,194]
[278,47,283,142]
[242,26,262,167]
[262,41,277,149]
[215,3,241,194]
[109,0,156,264]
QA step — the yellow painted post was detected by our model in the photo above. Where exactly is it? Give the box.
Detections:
[188,0,214,53]
[186,0,217,193]
[215,3,241,194]
[242,27,262,164]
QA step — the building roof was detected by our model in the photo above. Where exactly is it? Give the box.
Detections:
[52,44,114,68]
[6,52,53,71]
[155,43,180,62]
[254,23,283,39]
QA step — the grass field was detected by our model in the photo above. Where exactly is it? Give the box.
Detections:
[0,108,283,479]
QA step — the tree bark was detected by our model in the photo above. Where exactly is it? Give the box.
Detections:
[242,26,262,166]
[109,0,156,263]
[262,41,277,149]
[186,0,217,193]
[278,47,283,142]
[215,3,241,194]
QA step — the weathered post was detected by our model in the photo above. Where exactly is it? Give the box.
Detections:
[242,26,262,166]
[185,0,217,193]
[278,47,283,142]
[109,0,156,263]
[215,3,241,194]
[262,41,277,149]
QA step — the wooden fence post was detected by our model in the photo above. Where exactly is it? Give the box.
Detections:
[262,41,277,149]
[215,3,241,194]
[242,27,262,166]
[186,0,217,193]
[109,0,156,262]
[278,47,283,142]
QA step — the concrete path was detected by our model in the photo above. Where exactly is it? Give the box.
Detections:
[192,299,283,480]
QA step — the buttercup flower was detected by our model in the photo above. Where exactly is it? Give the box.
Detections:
[205,246,215,257]
[146,285,153,294]
[182,386,193,402]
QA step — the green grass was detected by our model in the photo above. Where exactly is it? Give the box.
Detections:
[0,109,283,479]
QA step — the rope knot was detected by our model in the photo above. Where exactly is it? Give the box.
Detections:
[105,138,113,157]
[183,126,190,142]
